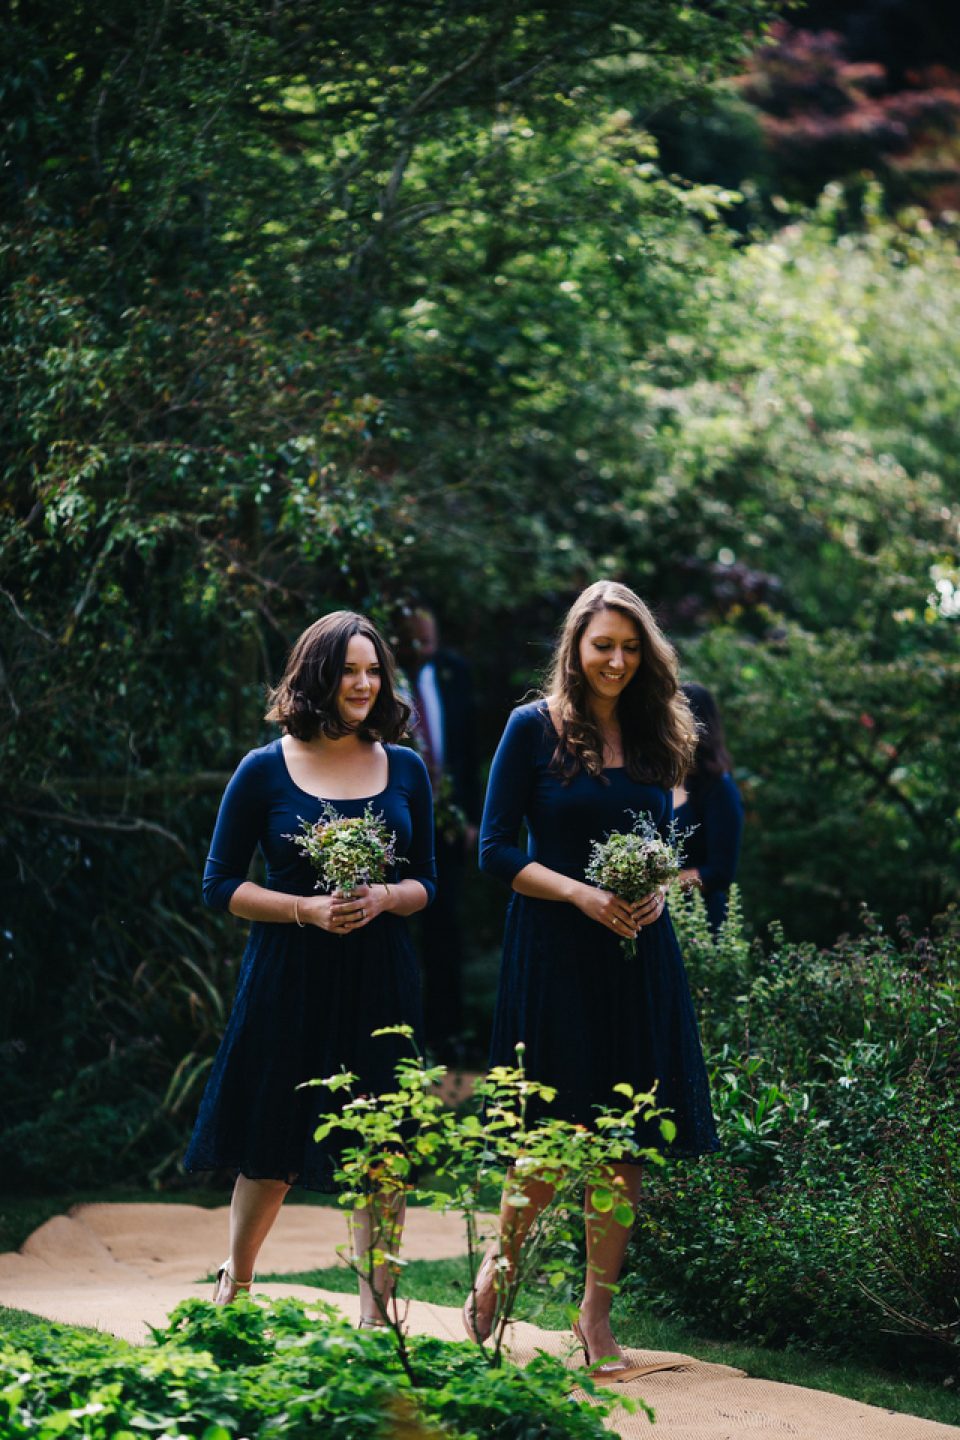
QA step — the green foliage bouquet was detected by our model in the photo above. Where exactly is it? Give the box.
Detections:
[585,813,689,956]
[289,803,401,893]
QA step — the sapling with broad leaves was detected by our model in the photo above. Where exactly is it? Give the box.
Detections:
[305,1026,674,1396]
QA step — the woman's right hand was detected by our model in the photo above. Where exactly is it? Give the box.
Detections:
[298,891,364,934]
[574,884,639,940]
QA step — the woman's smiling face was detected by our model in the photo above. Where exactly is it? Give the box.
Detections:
[578,607,641,705]
[337,633,382,726]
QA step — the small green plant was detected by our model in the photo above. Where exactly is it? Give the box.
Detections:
[709,1050,819,1184]
[308,1027,671,1392]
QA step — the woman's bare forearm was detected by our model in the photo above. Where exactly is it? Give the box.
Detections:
[226,877,429,924]
[228,881,300,923]
[511,861,664,936]
[376,878,430,916]
[511,862,590,906]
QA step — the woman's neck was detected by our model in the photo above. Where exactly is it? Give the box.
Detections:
[586,695,619,729]
[296,728,371,756]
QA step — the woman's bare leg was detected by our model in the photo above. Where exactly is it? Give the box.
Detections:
[214,1174,290,1304]
[577,1162,643,1362]
[352,1193,407,1324]
[500,1170,555,1267]
[464,1169,555,1339]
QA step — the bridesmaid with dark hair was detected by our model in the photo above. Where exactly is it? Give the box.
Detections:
[674,681,743,934]
[185,611,435,1324]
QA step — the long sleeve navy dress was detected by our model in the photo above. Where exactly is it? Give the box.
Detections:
[675,774,743,934]
[184,739,436,1191]
[480,702,718,1158]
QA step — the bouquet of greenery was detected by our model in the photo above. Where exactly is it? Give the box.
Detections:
[585,812,690,956]
[289,802,402,893]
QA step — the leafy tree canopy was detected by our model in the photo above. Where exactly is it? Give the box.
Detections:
[0,0,776,1172]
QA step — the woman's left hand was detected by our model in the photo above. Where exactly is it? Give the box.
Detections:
[327,882,392,935]
[631,888,666,928]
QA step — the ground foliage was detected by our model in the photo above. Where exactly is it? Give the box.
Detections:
[0,1294,617,1440]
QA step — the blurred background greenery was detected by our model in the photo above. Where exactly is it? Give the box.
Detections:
[2,0,959,1195]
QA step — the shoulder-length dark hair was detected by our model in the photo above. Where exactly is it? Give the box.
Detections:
[265,611,410,743]
[682,682,733,797]
[543,580,697,788]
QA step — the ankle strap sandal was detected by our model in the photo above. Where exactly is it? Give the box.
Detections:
[214,1262,255,1300]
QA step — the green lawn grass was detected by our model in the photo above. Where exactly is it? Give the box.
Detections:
[3,1193,959,1429]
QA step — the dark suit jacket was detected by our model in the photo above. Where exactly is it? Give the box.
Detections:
[431,650,481,824]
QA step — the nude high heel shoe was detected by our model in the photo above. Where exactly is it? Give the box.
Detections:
[570,1316,651,1386]
[461,1247,502,1344]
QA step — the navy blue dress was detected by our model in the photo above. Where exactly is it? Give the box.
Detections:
[675,773,743,934]
[184,739,436,1191]
[480,703,718,1158]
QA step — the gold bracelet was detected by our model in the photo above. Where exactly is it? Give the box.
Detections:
[293,896,304,928]
[383,882,390,906]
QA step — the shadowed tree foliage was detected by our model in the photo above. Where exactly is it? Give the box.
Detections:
[0,0,775,1184]
[3,0,958,1187]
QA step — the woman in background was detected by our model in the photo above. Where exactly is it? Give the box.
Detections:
[470,581,718,1382]
[185,611,435,1324]
[674,681,743,935]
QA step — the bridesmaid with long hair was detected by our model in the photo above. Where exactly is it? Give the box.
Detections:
[470,581,718,1381]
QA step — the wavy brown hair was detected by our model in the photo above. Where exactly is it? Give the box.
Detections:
[682,682,733,797]
[265,611,410,743]
[543,581,697,787]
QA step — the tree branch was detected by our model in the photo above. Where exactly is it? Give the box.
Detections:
[19,773,231,798]
[8,805,189,857]
[0,586,56,644]
[90,46,136,190]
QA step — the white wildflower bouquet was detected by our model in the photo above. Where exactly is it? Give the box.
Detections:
[289,802,402,893]
[585,812,690,956]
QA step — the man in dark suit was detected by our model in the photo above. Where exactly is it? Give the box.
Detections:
[396,607,480,1064]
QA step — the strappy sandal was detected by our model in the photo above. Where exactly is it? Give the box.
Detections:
[571,1317,653,1386]
[461,1247,502,1344]
[214,1260,254,1303]
[357,1316,390,1329]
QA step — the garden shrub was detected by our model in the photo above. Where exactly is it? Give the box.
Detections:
[0,1044,190,1193]
[0,1295,619,1440]
[856,1069,960,1358]
[630,1075,960,1371]
[676,894,960,1090]
[627,900,960,1373]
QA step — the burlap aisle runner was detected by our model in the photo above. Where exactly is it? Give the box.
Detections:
[0,1204,956,1440]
